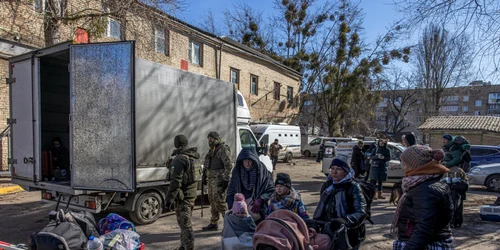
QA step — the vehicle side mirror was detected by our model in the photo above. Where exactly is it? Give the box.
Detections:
[257,146,268,155]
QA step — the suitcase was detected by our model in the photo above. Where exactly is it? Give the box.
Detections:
[42,150,54,180]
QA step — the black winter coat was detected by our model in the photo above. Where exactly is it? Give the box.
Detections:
[397,177,454,249]
[313,179,368,248]
[351,145,366,171]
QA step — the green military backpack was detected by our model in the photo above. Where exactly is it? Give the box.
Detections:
[166,154,202,185]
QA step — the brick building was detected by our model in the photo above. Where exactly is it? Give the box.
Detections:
[419,116,500,148]
[0,0,301,170]
[374,81,500,140]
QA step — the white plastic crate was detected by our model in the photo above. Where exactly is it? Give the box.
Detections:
[480,205,500,222]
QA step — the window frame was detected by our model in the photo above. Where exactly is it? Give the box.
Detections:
[250,74,259,95]
[462,106,468,112]
[475,100,482,107]
[230,67,240,89]
[463,95,469,102]
[154,27,169,55]
[287,86,294,104]
[274,82,281,100]
[188,40,203,66]
[34,0,44,12]
[107,17,122,40]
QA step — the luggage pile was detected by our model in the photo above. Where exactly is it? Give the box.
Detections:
[28,210,145,250]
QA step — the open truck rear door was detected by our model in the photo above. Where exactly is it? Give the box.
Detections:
[69,42,136,192]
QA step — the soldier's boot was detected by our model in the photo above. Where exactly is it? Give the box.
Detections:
[202,223,218,231]
[377,191,386,199]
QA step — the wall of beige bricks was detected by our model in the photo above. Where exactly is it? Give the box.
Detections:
[0,1,301,170]
[427,131,500,149]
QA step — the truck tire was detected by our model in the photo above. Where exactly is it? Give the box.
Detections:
[129,192,163,225]
[284,152,293,163]
[303,150,311,158]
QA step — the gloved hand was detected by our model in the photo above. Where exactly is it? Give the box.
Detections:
[251,198,263,213]
[218,180,229,190]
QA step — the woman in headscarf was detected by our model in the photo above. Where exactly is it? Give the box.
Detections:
[392,145,454,250]
[226,148,275,223]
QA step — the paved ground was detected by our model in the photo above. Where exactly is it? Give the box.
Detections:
[1,159,499,249]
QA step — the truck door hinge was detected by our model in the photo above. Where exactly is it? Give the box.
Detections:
[6,77,16,84]
[8,158,17,164]
[7,118,16,125]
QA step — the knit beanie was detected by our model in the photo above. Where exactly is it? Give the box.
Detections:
[400,145,444,174]
[207,131,220,140]
[330,155,351,173]
[174,134,188,148]
[232,193,248,214]
[275,173,292,189]
[442,134,453,142]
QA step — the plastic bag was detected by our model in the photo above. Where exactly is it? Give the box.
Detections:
[99,229,140,250]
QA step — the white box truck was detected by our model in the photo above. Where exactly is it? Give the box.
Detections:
[7,41,271,225]
[251,124,301,162]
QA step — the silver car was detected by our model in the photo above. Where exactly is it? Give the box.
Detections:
[467,163,500,192]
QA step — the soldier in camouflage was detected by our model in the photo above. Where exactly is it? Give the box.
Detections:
[202,131,232,231]
[164,135,199,250]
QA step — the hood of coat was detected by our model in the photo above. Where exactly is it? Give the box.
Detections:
[236,148,260,168]
[175,147,200,159]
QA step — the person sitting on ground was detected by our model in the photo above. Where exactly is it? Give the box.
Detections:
[391,144,454,250]
[267,173,309,220]
[221,193,256,250]
[226,148,275,223]
[313,155,368,250]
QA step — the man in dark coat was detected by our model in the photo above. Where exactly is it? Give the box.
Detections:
[165,135,200,250]
[369,140,391,199]
[226,148,275,223]
[351,140,366,178]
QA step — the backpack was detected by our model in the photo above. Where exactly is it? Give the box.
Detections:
[166,154,202,185]
[453,136,472,171]
[68,211,99,238]
[348,180,376,224]
[29,210,88,250]
[98,213,136,235]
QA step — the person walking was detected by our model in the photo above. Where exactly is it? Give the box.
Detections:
[269,139,283,170]
[313,155,368,250]
[202,132,232,231]
[392,145,454,249]
[226,148,275,224]
[369,139,391,199]
[351,140,366,178]
[164,135,200,250]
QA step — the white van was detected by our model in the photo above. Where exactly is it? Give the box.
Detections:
[321,140,406,183]
[302,137,357,157]
[251,124,301,162]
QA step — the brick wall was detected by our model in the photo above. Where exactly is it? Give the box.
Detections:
[426,130,499,148]
[0,59,8,170]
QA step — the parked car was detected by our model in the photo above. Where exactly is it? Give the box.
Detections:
[321,140,406,183]
[467,163,500,192]
[251,124,301,163]
[470,145,500,167]
[301,137,357,157]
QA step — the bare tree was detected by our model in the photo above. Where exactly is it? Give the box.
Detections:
[415,25,472,119]
[199,9,219,35]
[394,0,500,80]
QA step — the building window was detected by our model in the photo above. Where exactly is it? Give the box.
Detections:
[474,111,481,116]
[488,93,500,104]
[274,82,281,100]
[463,95,469,102]
[287,87,293,103]
[34,0,44,12]
[188,40,202,66]
[250,75,258,95]
[230,68,240,89]
[441,96,458,104]
[462,106,468,112]
[107,18,122,39]
[155,27,168,55]
[440,106,458,112]
[475,100,482,107]
[304,100,313,106]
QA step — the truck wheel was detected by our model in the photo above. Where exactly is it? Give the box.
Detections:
[303,150,311,158]
[129,192,163,225]
[284,153,293,163]
[485,174,500,192]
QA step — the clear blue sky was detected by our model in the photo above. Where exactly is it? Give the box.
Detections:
[180,0,402,47]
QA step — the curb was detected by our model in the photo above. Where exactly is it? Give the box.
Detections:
[0,185,24,195]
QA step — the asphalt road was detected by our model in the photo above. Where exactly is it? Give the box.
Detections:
[1,159,499,249]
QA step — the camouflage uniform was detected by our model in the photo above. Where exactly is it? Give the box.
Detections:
[165,146,199,250]
[176,201,194,250]
[204,139,232,225]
